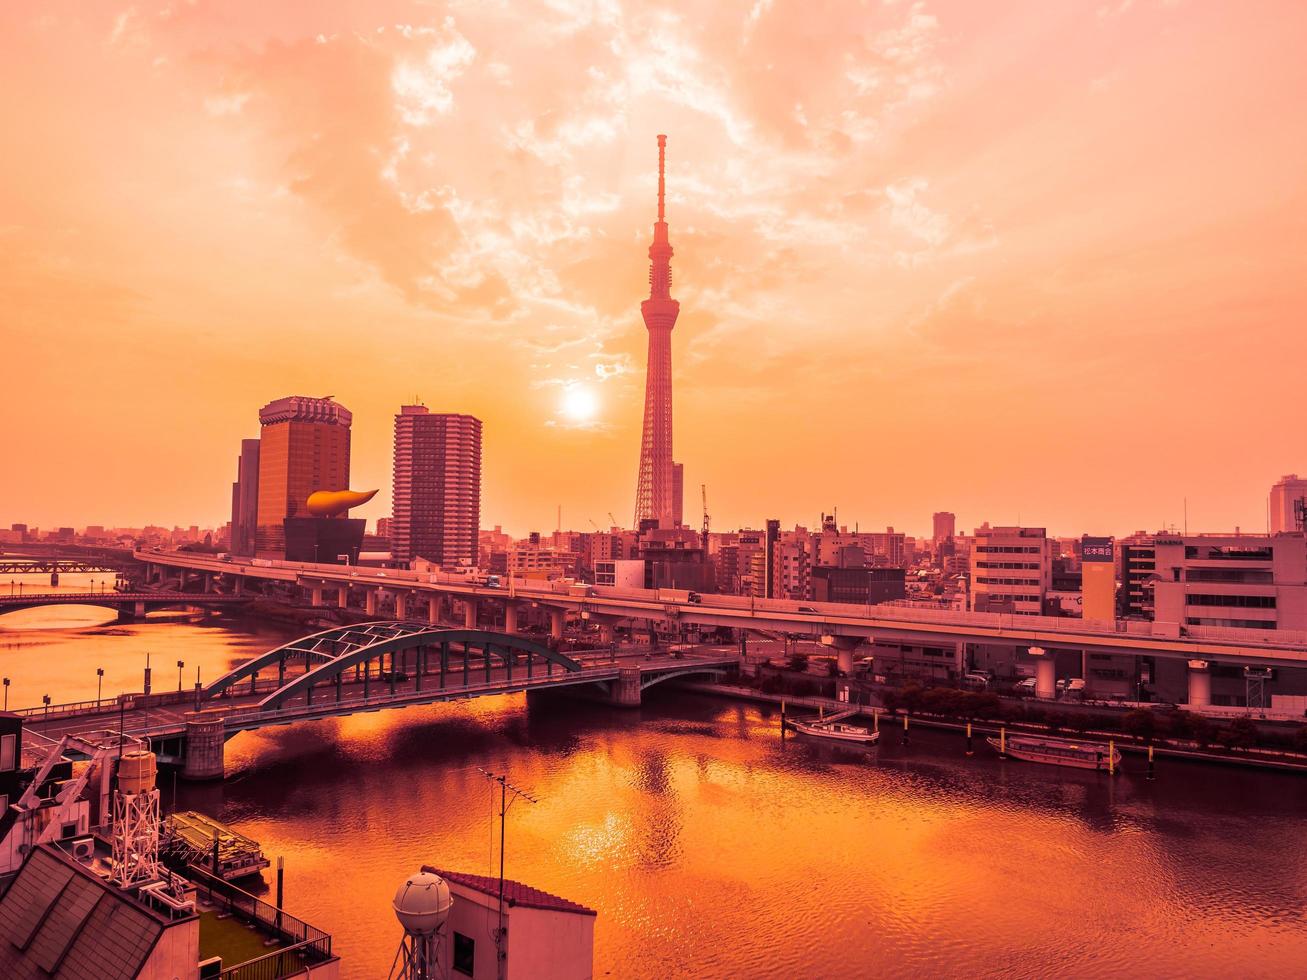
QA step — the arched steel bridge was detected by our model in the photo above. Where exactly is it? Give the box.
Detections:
[203,621,585,712]
[20,624,739,747]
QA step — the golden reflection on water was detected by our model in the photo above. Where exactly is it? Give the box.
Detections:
[204,693,1307,980]
[7,596,1307,978]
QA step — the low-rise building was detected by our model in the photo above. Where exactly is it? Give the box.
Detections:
[423,866,595,980]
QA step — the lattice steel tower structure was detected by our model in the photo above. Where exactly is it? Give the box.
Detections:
[634,134,680,528]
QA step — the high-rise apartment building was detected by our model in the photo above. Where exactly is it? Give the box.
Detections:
[969,525,1052,615]
[229,438,261,557]
[1269,475,1307,534]
[255,396,352,558]
[391,406,482,568]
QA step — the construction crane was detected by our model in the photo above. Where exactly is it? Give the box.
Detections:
[607,512,619,530]
[700,484,710,550]
[588,518,601,531]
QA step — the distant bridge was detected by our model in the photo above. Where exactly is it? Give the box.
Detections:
[17,622,738,778]
[0,591,252,619]
[0,559,123,575]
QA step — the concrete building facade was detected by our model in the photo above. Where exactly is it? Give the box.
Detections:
[969,525,1052,615]
[1269,474,1307,534]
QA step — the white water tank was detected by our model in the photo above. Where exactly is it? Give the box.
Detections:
[393,871,453,936]
[118,751,157,796]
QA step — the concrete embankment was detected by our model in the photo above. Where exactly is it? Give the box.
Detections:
[677,681,1307,775]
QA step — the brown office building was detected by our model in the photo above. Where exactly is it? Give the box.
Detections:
[255,395,352,558]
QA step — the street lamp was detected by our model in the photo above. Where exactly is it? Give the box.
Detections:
[2,678,8,711]
[96,668,104,706]
[177,660,185,693]
[42,694,50,718]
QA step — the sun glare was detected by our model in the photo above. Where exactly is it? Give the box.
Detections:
[560,384,599,423]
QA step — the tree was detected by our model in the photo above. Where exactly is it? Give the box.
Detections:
[1223,717,1259,750]
[1122,709,1157,742]
[1292,726,1307,755]
[788,653,809,673]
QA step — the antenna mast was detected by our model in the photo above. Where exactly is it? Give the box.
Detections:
[701,484,710,550]
[479,768,539,980]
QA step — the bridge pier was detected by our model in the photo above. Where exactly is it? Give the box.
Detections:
[428,596,441,625]
[365,589,379,617]
[310,586,325,608]
[613,667,642,707]
[182,711,226,780]
[202,572,213,592]
[337,585,349,608]
[463,599,478,630]
[504,601,519,634]
[394,592,408,620]
[549,608,565,642]
[1187,659,1212,708]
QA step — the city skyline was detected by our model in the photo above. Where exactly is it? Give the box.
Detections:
[5,2,1307,537]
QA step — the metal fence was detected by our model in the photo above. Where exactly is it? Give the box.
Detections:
[219,940,322,980]
[190,868,333,977]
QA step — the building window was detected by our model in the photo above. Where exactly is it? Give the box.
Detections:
[453,932,475,976]
[0,734,13,772]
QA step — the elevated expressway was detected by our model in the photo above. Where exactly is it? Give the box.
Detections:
[135,550,1307,677]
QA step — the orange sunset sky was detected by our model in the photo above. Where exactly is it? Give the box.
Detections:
[3,0,1306,538]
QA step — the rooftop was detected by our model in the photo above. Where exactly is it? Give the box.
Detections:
[421,867,596,917]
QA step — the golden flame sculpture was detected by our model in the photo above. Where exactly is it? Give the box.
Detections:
[305,489,378,517]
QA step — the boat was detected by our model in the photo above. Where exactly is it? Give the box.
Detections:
[163,810,271,882]
[988,733,1121,771]
[789,718,880,744]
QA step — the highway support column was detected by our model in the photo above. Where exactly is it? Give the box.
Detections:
[1187,659,1212,708]
[1030,646,1056,699]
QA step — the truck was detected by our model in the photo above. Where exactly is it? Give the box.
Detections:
[568,583,594,597]
[656,588,691,603]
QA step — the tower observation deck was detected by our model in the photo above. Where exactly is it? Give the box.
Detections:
[634,134,680,528]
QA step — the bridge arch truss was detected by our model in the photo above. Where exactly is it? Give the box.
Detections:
[206,625,583,712]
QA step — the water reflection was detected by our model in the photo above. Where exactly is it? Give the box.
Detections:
[4,595,1307,978]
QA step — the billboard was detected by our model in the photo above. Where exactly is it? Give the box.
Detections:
[1081,536,1114,563]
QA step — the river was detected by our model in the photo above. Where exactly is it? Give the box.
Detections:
[3,577,1307,978]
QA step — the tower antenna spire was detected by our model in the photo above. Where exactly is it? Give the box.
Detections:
[657,133,666,223]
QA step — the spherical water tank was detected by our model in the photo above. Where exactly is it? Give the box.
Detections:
[118,751,157,796]
[393,872,453,936]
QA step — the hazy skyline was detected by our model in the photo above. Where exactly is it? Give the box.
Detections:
[4,1,1306,538]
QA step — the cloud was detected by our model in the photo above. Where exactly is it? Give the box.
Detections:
[391,18,476,124]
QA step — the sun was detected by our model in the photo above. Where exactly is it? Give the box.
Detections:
[560,384,599,423]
